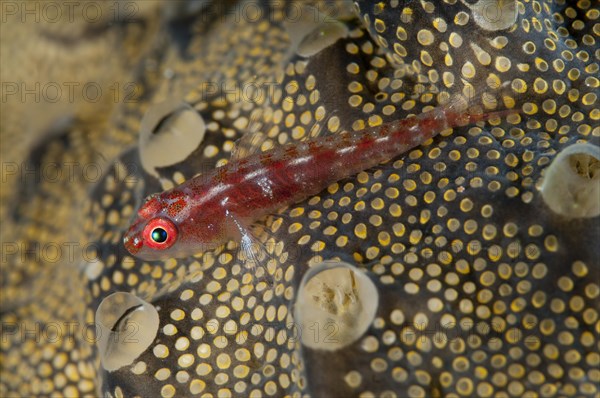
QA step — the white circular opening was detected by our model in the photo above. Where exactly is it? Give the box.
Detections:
[294,261,378,351]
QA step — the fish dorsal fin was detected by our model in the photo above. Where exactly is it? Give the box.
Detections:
[229,108,268,161]
[230,3,356,162]
[230,98,338,161]
[230,109,339,161]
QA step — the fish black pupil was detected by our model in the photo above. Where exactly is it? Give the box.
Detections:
[151,228,168,243]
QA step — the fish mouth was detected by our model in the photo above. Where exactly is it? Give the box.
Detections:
[123,223,144,255]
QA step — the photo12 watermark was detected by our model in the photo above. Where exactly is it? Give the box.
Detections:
[1,1,139,24]
[1,81,142,104]
[1,241,105,264]
[1,159,139,185]
[0,319,543,347]
[195,1,341,24]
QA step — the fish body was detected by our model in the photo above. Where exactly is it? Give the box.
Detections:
[124,105,513,260]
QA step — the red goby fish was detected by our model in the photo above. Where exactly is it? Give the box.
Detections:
[124,101,516,261]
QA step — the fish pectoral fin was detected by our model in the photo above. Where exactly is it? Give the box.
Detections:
[226,214,276,286]
[238,230,277,288]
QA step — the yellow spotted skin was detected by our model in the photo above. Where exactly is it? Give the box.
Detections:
[1,1,599,397]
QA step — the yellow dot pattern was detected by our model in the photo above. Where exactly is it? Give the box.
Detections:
[2,1,599,397]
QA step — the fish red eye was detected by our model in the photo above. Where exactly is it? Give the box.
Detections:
[143,218,177,250]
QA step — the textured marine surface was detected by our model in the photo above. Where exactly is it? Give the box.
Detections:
[1,1,599,397]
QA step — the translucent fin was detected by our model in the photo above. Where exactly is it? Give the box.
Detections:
[231,36,346,162]
[230,105,338,162]
[227,212,275,287]
[230,108,267,161]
